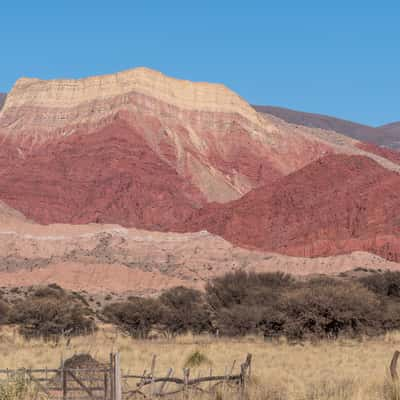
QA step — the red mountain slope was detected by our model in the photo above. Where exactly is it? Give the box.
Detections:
[357,142,400,165]
[0,118,204,230]
[180,154,400,261]
[1,68,400,263]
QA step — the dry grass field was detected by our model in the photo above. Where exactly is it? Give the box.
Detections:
[1,325,400,400]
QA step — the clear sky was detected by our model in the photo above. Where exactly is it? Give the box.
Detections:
[0,1,399,126]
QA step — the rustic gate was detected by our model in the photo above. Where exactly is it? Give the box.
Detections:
[0,353,119,400]
[0,352,251,399]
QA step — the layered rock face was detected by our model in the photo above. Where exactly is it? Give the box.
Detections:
[0,216,398,294]
[0,67,342,207]
[180,154,400,261]
[0,67,400,286]
[0,66,371,229]
[0,118,205,229]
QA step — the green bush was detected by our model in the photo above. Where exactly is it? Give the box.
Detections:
[282,279,382,339]
[159,286,211,336]
[10,296,95,339]
[206,271,293,310]
[206,271,292,336]
[0,300,10,324]
[184,350,211,368]
[102,297,163,338]
[359,272,400,298]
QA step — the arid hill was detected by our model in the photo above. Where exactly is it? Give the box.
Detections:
[0,68,399,292]
[0,93,6,111]
[0,214,398,294]
[0,68,399,230]
[254,105,400,150]
[379,122,400,148]
[180,154,400,262]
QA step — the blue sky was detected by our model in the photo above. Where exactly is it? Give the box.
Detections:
[0,1,399,126]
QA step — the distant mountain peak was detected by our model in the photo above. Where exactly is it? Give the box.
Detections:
[0,93,6,111]
[254,105,400,150]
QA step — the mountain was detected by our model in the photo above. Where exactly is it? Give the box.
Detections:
[379,122,400,149]
[380,122,400,133]
[254,105,400,150]
[3,67,400,230]
[180,154,400,262]
[0,93,6,110]
[0,67,400,293]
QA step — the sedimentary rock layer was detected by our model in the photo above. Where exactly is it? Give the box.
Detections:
[1,67,400,268]
[180,154,400,261]
[0,215,398,294]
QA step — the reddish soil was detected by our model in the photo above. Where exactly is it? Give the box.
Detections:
[357,142,400,165]
[179,154,400,261]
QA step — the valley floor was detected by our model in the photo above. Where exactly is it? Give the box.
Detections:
[1,325,400,399]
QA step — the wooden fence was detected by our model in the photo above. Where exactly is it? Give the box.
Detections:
[0,352,252,400]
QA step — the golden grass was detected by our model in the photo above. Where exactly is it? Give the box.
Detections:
[1,325,400,399]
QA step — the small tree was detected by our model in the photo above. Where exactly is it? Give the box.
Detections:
[159,286,211,336]
[102,297,163,338]
[12,297,94,339]
[282,279,381,339]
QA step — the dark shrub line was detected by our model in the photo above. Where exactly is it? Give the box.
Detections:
[4,271,400,340]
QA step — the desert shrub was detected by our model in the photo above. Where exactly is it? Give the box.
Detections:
[380,300,400,332]
[159,287,211,335]
[205,273,397,339]
[33,284,65,298]
[71,291,90,306]
[359,272,400,298]
[206,271,291,336]
[10,296,95,339]
[0,300,10,324]
[102,297,163,338]
[214,304,264,336]
[282,279,382,339]
[206,271,293,310]
[184,350,211,368]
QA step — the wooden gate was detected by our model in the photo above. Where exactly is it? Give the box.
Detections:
[0,352,251,399]
[0,356,116,400]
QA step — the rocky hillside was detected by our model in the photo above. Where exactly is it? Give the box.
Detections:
[0,93,6,110]
[1,68,399,230]
[0,68,399,292]
[254,105,400,150]
[379,122,400,148]
[0,212,397,294]
[180,154,400,262]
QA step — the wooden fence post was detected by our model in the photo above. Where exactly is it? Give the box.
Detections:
[110,353,115,400]
[391,351,400,382]
[149,355,157,399]
[114,353,122,400]
[104,370,109,400]
[240,353,252,400]
[61,359,67,400]
[157,368,173,395]
[183,368,190,400]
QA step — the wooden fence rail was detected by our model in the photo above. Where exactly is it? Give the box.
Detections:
[0,352,252,400]
[121,353,252,399]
